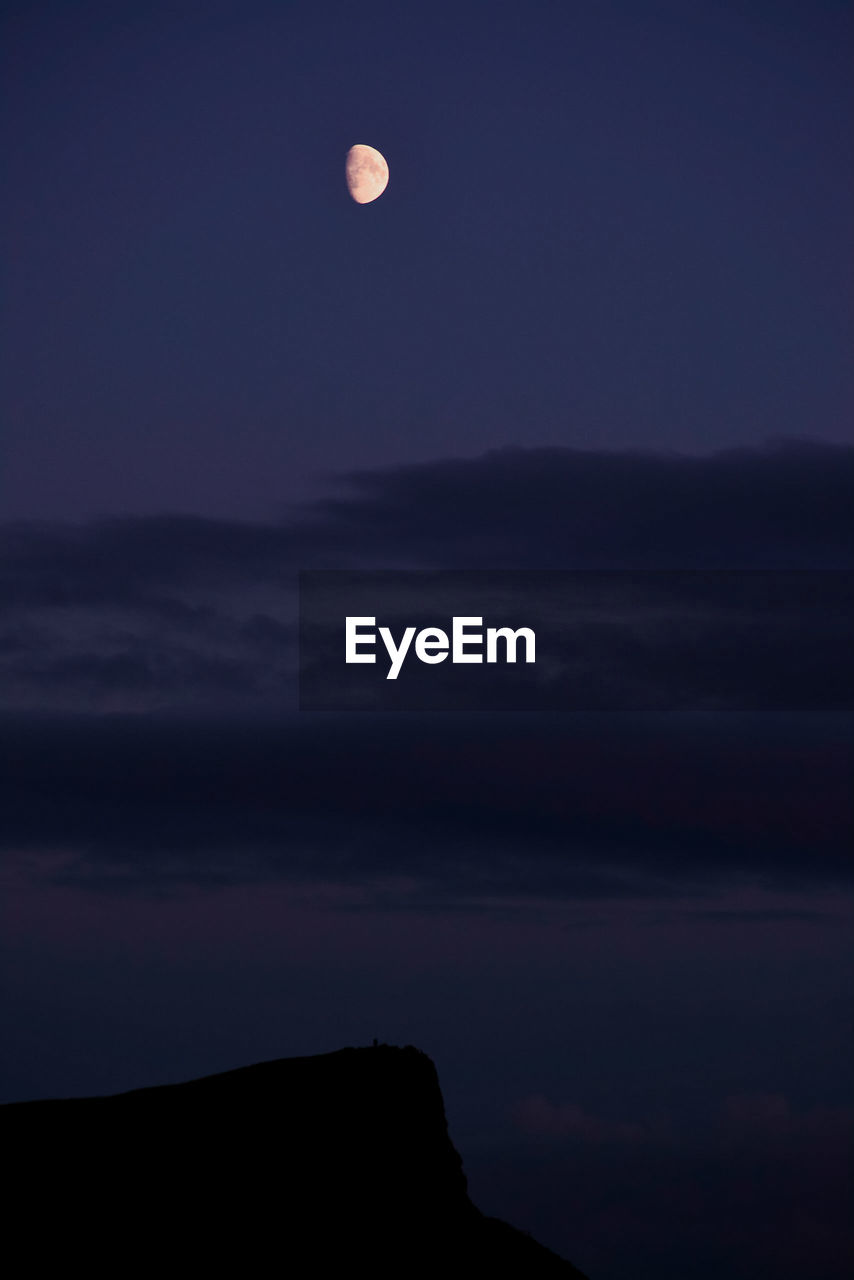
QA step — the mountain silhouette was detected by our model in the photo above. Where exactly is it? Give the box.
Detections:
[2,1043,589,1275]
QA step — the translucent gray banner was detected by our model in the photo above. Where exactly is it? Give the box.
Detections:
[298,570,853,712]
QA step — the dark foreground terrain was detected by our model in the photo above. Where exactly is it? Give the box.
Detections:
[2,1043,588,1276]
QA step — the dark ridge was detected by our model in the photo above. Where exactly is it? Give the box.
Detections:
[2,1043,589,1276]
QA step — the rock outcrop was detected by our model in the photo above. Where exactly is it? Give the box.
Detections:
[2,1043,588,1276]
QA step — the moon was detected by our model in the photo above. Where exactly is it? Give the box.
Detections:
[346,144,389,204]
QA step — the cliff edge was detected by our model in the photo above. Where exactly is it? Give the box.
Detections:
[2,1043,588,1276]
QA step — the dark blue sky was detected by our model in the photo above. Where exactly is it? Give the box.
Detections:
[2,5,853,1277]
[3,0,851,518]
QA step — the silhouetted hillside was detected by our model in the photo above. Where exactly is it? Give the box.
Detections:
[2,1044,588,1276]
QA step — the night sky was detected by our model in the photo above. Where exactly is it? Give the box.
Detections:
[2,3,852,1278]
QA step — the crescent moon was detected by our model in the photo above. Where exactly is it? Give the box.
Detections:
[346,144,389,204]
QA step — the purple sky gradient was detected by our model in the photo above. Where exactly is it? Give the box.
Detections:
[2,0,852,521]
[2,4,852,1276]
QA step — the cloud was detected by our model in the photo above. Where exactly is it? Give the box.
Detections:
[511,1090,854,1149]
[0,439,851,714]
[512,1095,647,1144]
[0,439,851,900]
[720,1094,854,1145]
[498,1092,854,1278]
[301,438,854,569]
[1,712,850,898]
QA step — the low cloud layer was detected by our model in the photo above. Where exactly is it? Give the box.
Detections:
[495,1092,854,1279]
[2,712,851,900]
[511,1090,854,1149]
[0,439,851,713]
[1,439,851,902]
